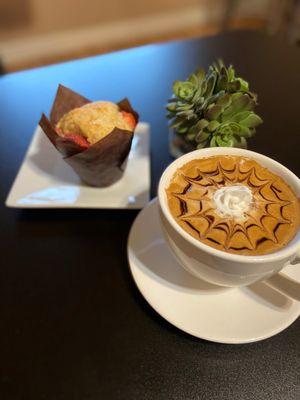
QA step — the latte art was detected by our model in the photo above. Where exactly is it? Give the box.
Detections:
[213,185,252,219]
[166,156,300,255]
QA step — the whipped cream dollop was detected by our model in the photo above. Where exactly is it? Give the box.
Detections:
[213,185,253,219]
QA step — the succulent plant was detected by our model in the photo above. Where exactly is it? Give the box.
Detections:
[166,60,263,149]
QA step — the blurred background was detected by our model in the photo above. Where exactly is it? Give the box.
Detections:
[0,0,299,72]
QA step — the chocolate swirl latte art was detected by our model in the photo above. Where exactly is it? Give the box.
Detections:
[166,156,300,255]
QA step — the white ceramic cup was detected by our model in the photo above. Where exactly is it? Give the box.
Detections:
[158,148,300,297]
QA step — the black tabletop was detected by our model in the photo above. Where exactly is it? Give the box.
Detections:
[0,30,299,400]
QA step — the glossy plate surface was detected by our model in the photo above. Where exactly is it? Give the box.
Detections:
[128,198,300,344]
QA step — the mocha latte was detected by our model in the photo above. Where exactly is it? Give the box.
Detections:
[166,156,300,255]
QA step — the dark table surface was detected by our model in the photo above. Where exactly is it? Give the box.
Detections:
[0,30,299,400]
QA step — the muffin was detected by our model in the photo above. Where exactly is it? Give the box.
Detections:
[39,85,139,187]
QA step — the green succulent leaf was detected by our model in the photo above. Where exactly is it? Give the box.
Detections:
[188,73,199,86]
[230,92,244,102]
[216,75,227,92]
[231,93,251,112]
[179,82,195,100]
[170,116,185,129]
[237,125,252,138]
[196,130,210,143]
[216,134,235,147]
[206,105,223,120]
[195,68,205,82]
[207,120,220,132]
[172,81,181,97]
[240,113,263,128]
[197,141,209,149]
[237,77,249,91]
[205,74,217,97]
[166,102,177,112]
[226,80,241,92]
[216,93,232,108]
[221,94,252,122]
[227,65,235,81]
[210,136,217,147]
[197,119,209,130]
[177,125,190,134]
[231,111,252,123]
[186,132,196,141]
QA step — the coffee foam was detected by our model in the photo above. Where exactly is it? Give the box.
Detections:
[166,156,300,255]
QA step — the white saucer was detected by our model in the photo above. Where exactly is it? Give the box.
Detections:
[127,198,300,344]
[6,123,150,209]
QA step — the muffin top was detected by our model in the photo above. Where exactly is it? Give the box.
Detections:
[56,101,135,145]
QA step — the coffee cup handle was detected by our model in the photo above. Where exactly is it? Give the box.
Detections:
[265,250,300,302]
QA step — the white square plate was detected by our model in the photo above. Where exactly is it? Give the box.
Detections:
[6,123,150,209]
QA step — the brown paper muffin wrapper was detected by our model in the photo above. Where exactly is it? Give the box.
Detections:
[39,85,139,187]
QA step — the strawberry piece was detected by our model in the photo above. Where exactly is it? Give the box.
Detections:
[55,127,63,137]
[121,111,136,130]
[64,133,89,149]
[55,126,89,150]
